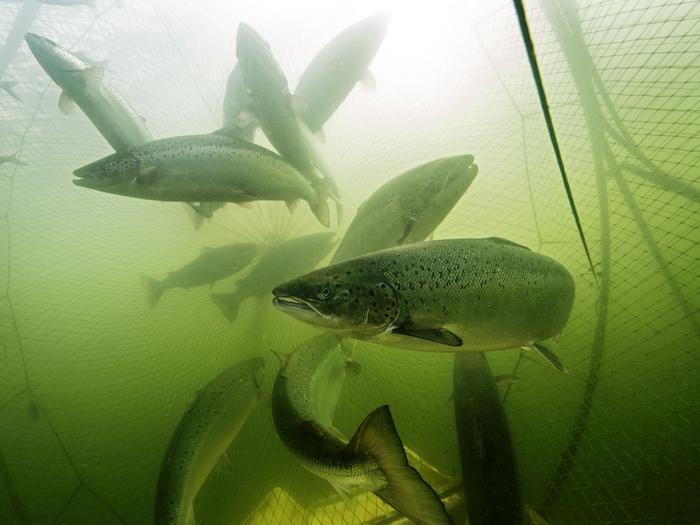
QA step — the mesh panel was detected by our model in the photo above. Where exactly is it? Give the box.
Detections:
[1,0,698,524]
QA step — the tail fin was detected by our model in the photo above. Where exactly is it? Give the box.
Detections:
[140,275,164,307]
[209,292,242,323]
[348,406,452,525]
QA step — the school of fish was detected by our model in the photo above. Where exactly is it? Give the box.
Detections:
[18,9,575,525]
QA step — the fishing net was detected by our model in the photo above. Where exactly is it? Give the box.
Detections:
[0,0,697,524]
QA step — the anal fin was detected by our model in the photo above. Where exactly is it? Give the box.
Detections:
[329,480,353,504]
[527,342,567,372]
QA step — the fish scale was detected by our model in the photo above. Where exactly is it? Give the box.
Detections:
[272,335,452,524]
[273,238,575,357]
[155,358,264,525]
[73,134,322,212]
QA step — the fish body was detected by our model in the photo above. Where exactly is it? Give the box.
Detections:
[141,242,259,307]
[332,155,478,263]
[155,358,264,525]
[295,11,390,133]
[210,232,337,322]
[272,335,451,524]
[236,23,332,226]
[221,63,256,141]
[73,134,320,208]
[25,32,152,152]
[273,238,575,354]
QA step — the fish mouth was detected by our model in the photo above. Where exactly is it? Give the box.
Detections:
[72,177,114,189]
[25,33,56,55]
[272,296,329,319]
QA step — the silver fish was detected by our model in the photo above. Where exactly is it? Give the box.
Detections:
[295,11,390,134]
[210,232,337,323]
[236,23,334,227]
[72,134,324,223]
[155,358,264,525]
[272,334,451,524]
[221,63,256,141]
[273,238,574,369]
[332,155,478,263]
[25,32,152,152]
[140,242,259,307]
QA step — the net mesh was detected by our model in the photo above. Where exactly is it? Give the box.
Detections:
[0,0,698,524]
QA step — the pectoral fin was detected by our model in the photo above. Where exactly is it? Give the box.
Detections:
[285,199,299,214]
[391,324,462,346]
[58,91,76,114]
[137,165,159,185]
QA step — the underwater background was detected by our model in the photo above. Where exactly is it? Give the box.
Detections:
[0,0,698,523]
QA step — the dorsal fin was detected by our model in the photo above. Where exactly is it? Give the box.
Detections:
[486,237,531,250]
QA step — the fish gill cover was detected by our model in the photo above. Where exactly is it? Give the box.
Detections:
[0,0,698,524]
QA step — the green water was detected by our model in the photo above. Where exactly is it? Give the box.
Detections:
[1,0,698,524]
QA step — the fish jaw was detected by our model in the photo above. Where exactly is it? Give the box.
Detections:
[25,32,86,85]
[271,295,341,331]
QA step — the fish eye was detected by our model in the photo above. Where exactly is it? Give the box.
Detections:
[318,287,330,299]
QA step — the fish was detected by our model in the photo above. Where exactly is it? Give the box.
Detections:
[25,32,152,152]
[155,357,264,525]
[453,352,523,525]
[295,11,391,135]
[272,334,451,524]
[221,63,256,142]
[210,232,337,322]
[235,23,335,227]
[140,242,259,307]
[272,238,575,369]
[331,155,478,264]
[72,134,326,223]
[0,153,27,167]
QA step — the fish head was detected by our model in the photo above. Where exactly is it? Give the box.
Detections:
[418,155,477,204]
[25,33,87,85]
[272,261,400,336]
[399,155,478,231]
[236,23,287,95]
[72,152,142,193]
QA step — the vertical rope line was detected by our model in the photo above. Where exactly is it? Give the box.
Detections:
[512,0,599,287]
